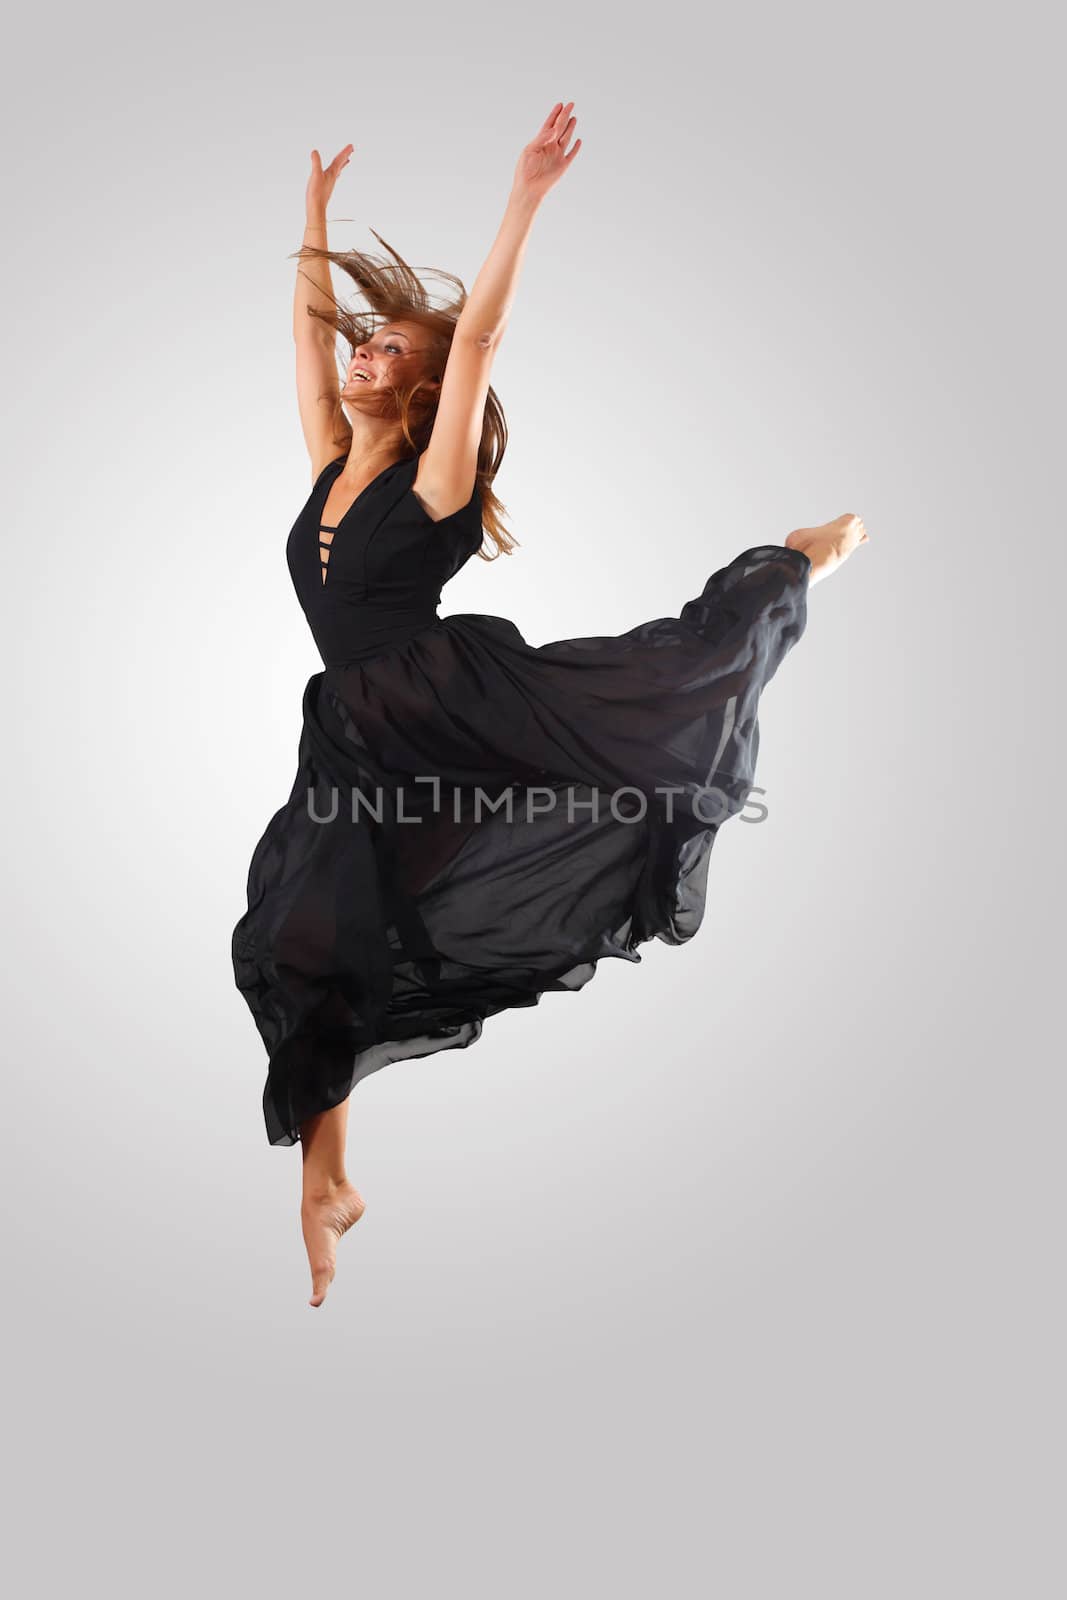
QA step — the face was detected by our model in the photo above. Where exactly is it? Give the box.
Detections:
[340,321,439,402]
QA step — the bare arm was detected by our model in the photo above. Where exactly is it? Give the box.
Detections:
[456,102,580,344]
[293,146,354,478]
[451,188,541,347]
[418,102,581,514]
[292,214,335,341]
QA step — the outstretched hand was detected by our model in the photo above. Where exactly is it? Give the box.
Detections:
[512,101,582,203]
[306,144,354,216]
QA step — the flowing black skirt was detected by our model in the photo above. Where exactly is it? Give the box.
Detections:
[232,544,811,1145]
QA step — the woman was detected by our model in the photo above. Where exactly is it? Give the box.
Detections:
[232,101,869,1307]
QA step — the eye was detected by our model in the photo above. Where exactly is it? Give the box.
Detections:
[385,343,403,355]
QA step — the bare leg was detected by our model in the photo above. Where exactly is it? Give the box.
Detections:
[299,1098,366,1309]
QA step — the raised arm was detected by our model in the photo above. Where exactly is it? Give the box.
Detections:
[417,102,582,514]
[293,146,354,480]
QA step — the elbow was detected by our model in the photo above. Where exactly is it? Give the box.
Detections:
[458,329,497,350]
[455,319,505,350]
[293,323,335,349]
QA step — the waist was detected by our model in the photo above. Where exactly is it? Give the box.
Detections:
[316,612,443,667]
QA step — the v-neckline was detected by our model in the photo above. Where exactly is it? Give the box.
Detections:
[318,452,415,531]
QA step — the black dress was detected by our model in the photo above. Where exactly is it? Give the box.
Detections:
[232,450,811,1146]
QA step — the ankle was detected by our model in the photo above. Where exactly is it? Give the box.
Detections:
[805,542,840,587]
[301,1173,349,1204]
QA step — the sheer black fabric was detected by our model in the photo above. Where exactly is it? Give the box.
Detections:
[232,452,811,1146]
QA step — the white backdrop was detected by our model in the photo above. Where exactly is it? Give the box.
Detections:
[2,2,1063,1595]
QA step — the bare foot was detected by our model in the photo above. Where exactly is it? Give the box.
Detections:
[785,513,870,586]
[300,1181,366,1307]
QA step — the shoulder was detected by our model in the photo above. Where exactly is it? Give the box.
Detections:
[410,455,480,524]
[310,452,347,489]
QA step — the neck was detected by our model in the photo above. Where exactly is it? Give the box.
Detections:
[339,409,409,476]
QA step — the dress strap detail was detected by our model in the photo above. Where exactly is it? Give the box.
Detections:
[318,522,336,584]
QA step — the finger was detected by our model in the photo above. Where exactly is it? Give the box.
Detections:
[553,100,575,136]
[558,114,577,145]
[539,101,563,133]
[564,136,582,164]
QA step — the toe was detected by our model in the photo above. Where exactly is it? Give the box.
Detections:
[309,1266,333,1307]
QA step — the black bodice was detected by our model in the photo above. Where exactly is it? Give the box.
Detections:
[286,451,483,666]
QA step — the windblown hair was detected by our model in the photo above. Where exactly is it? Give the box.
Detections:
[290,229,517,560]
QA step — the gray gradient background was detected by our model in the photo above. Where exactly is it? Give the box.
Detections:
[3,1,1062,1595]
